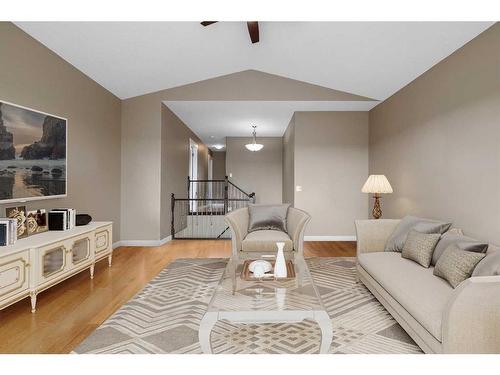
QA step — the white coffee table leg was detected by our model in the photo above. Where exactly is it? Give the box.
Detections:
[315,311,333,354]
[199,312,218,354]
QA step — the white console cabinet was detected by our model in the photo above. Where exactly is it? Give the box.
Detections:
[0,222,113,313]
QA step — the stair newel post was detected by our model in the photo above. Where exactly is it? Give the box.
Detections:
[224,175,229,214]
[171,193,176,239]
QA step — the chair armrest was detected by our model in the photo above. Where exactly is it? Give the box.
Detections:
[287,207,311,256]
[442,276,500,353]
[355,219,400,256]
[224,207,249,258]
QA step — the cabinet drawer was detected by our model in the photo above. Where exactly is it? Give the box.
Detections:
[95,226,112,254]
[0,250,30,300]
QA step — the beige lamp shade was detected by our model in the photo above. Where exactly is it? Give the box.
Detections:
[362,175,393,194]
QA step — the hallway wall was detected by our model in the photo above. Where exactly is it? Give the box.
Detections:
[226,137,283,204]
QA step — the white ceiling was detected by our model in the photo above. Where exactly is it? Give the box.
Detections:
[165,100,378,148]
[16,22,493,100]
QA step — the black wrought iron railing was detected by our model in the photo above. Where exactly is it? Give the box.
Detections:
[171,176,255,239]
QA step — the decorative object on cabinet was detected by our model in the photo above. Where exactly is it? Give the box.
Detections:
[0,100,67,204]
[0,221,113,313]
[26,209,48,235]
[48,208,76,231]
[76,213,92,226]
[0,218,17,245]
[6,206,27,238]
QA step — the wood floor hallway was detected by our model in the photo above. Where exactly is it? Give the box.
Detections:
[0,240,355,354]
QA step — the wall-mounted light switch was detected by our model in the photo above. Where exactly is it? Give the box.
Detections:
[296,185,302,192]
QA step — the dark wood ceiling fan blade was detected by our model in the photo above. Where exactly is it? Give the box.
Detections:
[201,21,218,26]
[246,21,259,43]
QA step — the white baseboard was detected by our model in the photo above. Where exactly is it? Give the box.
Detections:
[113,235,355,247]
[113,235,172,248]
[304,235,356,241]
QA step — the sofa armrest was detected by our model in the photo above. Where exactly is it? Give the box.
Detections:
[287,207,311,256]
[442,276,500,353]
[224,207,249,258]
[355,219,400,256]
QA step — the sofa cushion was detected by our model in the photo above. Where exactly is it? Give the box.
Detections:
[385,216,452,253]
[248,204,290,233]
[401,229,441,267]
[473,244,500,277]
[241,230,293,252]
[434,244,486,288]
[358,252,453,341]
[431,232,489,266]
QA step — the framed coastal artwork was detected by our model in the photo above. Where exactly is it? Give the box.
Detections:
[0,100,67,203]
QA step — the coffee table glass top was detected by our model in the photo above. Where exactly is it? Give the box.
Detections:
[207,253,325,313]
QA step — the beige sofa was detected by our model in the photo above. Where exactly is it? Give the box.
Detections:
[355,219,500,354]
[225,207,311,260]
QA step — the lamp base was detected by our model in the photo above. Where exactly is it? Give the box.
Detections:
[372,195,382,219]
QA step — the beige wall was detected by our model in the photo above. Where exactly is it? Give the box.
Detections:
[138,70,374,102]
[0,23,122,241]
[282,114,295,205]
[212,151,226,180]
[160,105,208,239]
[120,70,373,240]
[226,137,283,203]
[294,112,369,237]
[121,94,162,241]
[369,23,500,244]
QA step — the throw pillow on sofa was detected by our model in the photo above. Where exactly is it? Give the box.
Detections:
[401,229,441,267]
[385,215,452,252]
[434,244,486,288]
[431,232,488,266]
[472,244,500,277]
[248,203,290,233]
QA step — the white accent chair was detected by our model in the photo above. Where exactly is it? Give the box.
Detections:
[225,207,311,260]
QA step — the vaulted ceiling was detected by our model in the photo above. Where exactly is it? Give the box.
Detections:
[16,22,493,100]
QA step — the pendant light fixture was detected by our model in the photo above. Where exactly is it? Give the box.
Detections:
[245,125,264,152]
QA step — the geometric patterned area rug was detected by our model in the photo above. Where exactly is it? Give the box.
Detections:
[74,257,422,354]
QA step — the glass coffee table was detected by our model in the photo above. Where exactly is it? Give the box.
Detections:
[199,253,332,354]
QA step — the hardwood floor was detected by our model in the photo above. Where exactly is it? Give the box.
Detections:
[0,240,356,354]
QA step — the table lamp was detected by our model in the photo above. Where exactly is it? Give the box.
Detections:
[362,175,393,219]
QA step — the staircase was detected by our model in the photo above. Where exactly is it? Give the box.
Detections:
[171,176,255,239]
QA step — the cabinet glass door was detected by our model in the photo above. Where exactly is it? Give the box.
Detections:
[72,238,90,265]
[43,247,65,277]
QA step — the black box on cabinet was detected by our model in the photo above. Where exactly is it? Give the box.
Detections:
[48,211,67,231]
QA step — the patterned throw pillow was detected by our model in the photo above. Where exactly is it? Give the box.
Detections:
[431,232,488,266]
[434,244,486,288]
[401,229,441,267]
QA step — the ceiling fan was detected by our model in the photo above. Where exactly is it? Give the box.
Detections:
[201,21,260,44]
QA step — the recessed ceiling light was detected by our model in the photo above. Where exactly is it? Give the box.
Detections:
[214,145,224,150]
